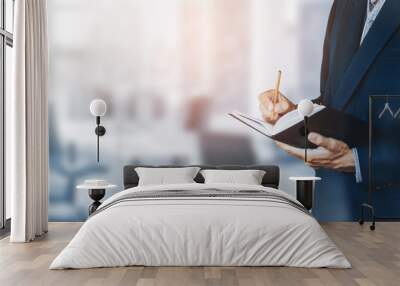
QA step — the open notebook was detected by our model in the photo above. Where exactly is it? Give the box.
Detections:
[229,104,368,149]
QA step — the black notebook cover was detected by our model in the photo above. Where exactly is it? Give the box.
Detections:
[230,107,368,149]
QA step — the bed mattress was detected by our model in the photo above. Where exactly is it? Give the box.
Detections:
[50,183,350,269]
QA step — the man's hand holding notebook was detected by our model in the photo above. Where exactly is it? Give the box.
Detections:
[229,71,367,173]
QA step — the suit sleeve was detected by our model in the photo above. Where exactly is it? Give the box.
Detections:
[316,0,337,105]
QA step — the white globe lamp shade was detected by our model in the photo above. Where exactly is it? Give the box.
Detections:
[297,99,314,118]
[90,99,107,117]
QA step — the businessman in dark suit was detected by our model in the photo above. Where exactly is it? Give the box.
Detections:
[259,0,400,220]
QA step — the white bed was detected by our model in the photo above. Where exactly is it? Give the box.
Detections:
[50,183,350,269]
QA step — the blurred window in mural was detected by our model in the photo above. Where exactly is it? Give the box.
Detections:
[48,0,332,221]
[1,0,14,228]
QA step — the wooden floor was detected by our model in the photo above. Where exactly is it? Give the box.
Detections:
[0,222,399,286]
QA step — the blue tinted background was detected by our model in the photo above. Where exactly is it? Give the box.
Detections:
[48,0,332,221]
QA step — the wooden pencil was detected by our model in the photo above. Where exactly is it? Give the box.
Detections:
[274,70,282,104]
[273,70,282,116]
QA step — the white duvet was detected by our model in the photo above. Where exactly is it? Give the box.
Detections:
[50,183,350,269]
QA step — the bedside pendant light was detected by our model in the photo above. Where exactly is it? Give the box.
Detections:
[90,99,107,162]
[297,99,314,163]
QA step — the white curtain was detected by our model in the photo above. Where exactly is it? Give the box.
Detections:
[9,0,49,242]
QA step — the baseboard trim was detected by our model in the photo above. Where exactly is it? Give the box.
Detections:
[0,218,11,239]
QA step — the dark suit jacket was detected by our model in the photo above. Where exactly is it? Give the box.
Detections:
[313,0,400,220]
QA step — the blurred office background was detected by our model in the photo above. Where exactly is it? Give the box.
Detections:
[48,0,332,221]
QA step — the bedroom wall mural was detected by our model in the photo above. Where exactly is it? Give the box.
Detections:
[47,0,332,221]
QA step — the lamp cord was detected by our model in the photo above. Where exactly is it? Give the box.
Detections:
[304,116,308,162]
[96,116,100,162]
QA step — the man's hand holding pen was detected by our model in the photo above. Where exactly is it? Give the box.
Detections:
[258,90,296,124]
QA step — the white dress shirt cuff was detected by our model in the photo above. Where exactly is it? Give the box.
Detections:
[352,148,363,183]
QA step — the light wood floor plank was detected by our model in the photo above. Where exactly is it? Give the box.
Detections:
[0,222,399,286]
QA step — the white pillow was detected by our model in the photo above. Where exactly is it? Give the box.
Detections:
[135,167,200,186]
[200,169,266,185]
